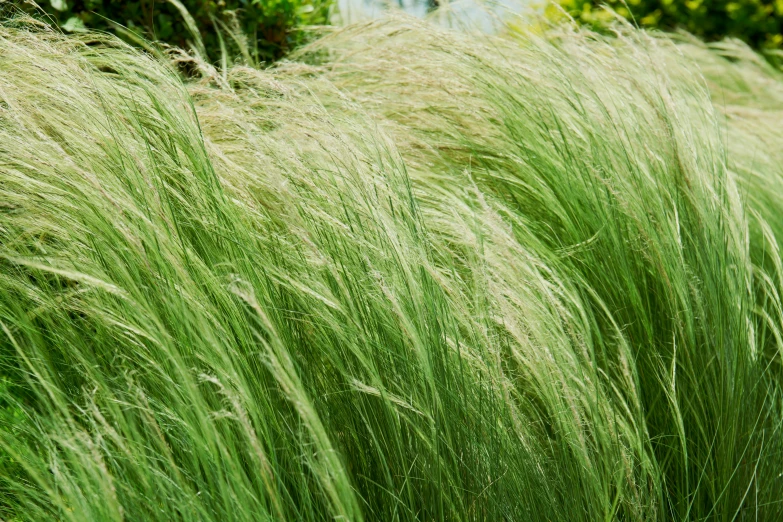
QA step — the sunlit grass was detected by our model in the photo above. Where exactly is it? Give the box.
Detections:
[0,14,782,521]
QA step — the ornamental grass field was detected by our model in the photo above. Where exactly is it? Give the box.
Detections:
[1,13,783,521]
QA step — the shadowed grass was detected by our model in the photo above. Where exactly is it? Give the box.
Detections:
[0,14,782,521]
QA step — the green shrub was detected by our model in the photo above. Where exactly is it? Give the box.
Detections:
[556,0,783,49]
[19,0,332,62]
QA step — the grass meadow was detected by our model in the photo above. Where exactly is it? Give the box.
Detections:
[1,12,783,521]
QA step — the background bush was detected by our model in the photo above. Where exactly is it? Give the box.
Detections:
[556,0,783,49]
[18,0,332,62]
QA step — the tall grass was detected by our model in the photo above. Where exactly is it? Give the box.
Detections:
[0,14,782,521]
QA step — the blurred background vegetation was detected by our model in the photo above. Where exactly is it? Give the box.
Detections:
[554,0,783,50]
[13,0,332,62]
[7,0,783,64]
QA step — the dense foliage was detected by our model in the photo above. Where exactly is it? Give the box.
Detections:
[2,13,783,521]
[18,0,331,61]
[557,0,783,49]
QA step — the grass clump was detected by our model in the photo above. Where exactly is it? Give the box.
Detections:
[1,14,783,521]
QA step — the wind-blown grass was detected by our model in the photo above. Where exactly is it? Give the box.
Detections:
[0,14,782,521]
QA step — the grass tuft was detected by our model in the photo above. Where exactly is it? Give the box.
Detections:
[0,13,782,521]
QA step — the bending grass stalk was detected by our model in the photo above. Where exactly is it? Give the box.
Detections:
[0,13,782,522]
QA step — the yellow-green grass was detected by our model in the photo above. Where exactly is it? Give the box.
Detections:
[1,14,782,521]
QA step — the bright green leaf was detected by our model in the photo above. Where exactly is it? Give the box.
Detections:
[62,17,87,33]
[49,0,68,12]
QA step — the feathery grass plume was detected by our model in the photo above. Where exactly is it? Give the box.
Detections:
[0,12,782,521]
